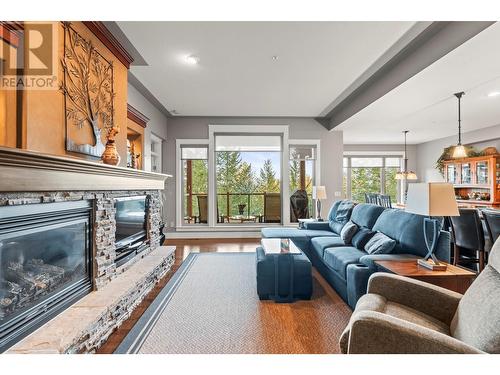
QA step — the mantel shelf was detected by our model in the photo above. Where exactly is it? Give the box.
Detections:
[0,146,171,192]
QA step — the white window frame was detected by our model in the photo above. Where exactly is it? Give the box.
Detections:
[288,139,321,218]
[209,125,290,228]
[343,152,404,204]
[176,139,209,229]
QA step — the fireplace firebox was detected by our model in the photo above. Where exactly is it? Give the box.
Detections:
[0,200,93,352]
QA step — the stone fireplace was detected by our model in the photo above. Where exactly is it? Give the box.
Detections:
[0,147,173,353]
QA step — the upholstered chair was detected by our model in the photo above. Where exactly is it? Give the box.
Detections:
[339,238,500,354]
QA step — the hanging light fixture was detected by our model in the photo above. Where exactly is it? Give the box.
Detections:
[452,91,468,158]
[396,130,418,180]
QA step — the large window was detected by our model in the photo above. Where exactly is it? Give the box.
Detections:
[181,146,208,225]
[343,156,402,204]
[289,145,316,222]
[215,135,282,224]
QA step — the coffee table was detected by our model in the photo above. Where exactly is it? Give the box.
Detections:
[374,259,476,294]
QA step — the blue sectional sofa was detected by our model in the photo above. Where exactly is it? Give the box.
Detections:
[261,200,451,309]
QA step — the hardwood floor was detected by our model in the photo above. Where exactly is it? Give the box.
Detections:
[97,238,260,354]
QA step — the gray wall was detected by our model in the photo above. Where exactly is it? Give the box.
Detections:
[165,117,343,228]
[416,124,500,182]
[127,83,168,173]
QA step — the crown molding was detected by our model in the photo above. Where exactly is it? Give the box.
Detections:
[83,21,134,69]
[127,104,150,128]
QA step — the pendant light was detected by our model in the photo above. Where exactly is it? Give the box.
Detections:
[452,91,467,158]
[396,130,418,180]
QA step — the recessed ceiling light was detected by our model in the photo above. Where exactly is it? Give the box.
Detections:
[272,55,278,61]
[186,55,199,65]
[488,91,500,97]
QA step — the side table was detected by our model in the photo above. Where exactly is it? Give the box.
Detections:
[374,259,476,294]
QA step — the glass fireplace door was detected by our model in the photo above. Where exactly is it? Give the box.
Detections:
[0,201,92,352]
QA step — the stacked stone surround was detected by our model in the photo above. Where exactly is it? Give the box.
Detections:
[0,189,162,290]
[1,188,172,353]
[7,246,175,354]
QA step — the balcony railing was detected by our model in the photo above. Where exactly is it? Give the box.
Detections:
[183,192,313,224]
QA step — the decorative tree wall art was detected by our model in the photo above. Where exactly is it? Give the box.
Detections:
[61,22,115,157]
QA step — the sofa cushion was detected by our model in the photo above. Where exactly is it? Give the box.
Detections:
[261,227,337,254]
[352,227,376,250]
[350,204,386,229]
[311,236,346,259]
[323,246,366,280]
[328,200,355,234]
[261,227,334,239]
[372,209,430,257]
[341,221,358,244]
[364,232,396,255]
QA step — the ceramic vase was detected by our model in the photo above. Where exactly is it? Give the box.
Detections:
[101,139,121,165]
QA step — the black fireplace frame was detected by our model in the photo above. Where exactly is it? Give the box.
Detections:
[0,200,93,353]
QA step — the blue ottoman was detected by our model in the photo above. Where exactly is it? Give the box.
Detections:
[256,246,313,302]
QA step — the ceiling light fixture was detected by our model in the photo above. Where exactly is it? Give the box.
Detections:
[186,55,200,65]
[488,91,500,97]
[395,130,417,203]
[396,130,418,181]
[452,92,468,159]
[272,55,278,61]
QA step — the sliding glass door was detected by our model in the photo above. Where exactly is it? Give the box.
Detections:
[215,135,282,225]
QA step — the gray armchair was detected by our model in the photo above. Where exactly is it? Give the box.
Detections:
[340,237,500,354]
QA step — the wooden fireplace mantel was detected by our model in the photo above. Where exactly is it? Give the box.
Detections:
[0,146,171,192]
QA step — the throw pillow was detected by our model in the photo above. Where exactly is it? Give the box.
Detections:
[340,220,358,244]
[329,200,355,234]
[352,227,376,250]
[364,232,396,255]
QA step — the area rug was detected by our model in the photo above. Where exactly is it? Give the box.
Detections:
[115,253,351,354]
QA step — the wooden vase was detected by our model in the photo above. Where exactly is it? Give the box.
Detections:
[101,139,121,166]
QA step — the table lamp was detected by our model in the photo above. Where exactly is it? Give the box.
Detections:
[405,183,459,270]
[312,186,327,221]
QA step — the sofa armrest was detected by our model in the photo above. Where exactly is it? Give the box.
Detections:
[367,273,462,325]
[346,310,483,354]
[302,221,331,231]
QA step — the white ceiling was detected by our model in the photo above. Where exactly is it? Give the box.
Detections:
[118,21,414,117]
[338,22,500,144]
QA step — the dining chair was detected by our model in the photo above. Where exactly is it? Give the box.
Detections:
[377,194,392,208]
[482,209,500,244]
[449,208,486,272]
[365,193,379,204]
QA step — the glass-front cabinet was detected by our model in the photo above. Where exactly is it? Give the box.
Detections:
[446,164,458,184]
[461,163,472,184]
[443,154,499,207]
[476,161,489,185]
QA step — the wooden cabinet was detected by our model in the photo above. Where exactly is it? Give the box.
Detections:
[443,154,499,206]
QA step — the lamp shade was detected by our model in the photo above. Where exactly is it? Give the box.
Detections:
[312,186,327,200]
[452,144,467,158]
[395,171,418,180]
[405,183,459,217]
